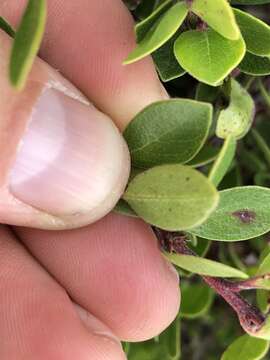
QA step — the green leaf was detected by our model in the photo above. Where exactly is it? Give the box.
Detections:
[9,0,47,90]
[159,317,181,360]
[189,237,211,257]
[0,17,15,37]
[209,136,237,187]
[239,52,270,76]
[221,334,269,360]
[216,79,255,139]
[174,29,246,86]
[180,282,214,319]
[234,8,270,56]
[114,199,138,218]
[135,0,173,42]
[231,0,270,3]
[191,0,240,40]
[187,143,220,168]
[195,83,220,103]
[124,1,188,64]
[164,253,248,278]
[152,32,186,82]
[123,164,219,231]
[124,99,213,168]
[192,186,270,241]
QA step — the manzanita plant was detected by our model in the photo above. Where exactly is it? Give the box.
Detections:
[2,0,270,358]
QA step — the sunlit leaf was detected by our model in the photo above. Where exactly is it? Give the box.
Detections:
[174,29,246,86]
[124,1,188,64]
[216,79,255,139]
[164,252,248,278]
[123,164,219,231]
[191,0,240,40]
[192,186,270,241]
[221,334,269,360]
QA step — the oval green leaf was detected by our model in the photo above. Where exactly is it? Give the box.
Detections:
[114,199,138,218]
[221,334,269,360]
[9,0,47,90]
[209,136,237,187]
[191,0,240,40]
[239,52,270,76]
[124,1,188,64]
[124,99,213,168]
[234,8,270,56]
[174,29,246,86]
[164,253,248,278]
[216,79,255,139]
[152,32,186,82]
[180,282,214,319]
[192,186,270,241]
[123,164,219,231]
[187,143,220,168]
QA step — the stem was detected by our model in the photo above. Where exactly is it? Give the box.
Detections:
[155,229,266,335]
[258,78,270,109]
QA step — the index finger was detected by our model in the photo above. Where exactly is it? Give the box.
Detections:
[2,0,167,129]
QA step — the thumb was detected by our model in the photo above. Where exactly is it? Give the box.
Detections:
[0,32,130,230]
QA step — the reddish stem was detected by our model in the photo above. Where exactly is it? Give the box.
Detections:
[154,229,266,335]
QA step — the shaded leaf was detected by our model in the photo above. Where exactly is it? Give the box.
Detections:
[124,99,213,168]
[9,0,47,90]
[187,143,220,168]
[174,29,246,86]
[180,282,214,319]
[124,1,188,64]
[123,164,219,231]
[152,32,186,82]
[221,334,269,360]
[191,0,240,40]
[209,136,237,187]
[239,52,270,76]
[216,79,255,140]
[192,186,270,241]
[234,8,270,56]
[195,83,220,103]
[165,253,248,278]
[114,199,138,218]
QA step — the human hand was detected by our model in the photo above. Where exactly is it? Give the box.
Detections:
[0,1,180,359]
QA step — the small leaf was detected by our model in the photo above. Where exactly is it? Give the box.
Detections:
[232,0,270,3]
[9,0,47,90]
[216,79,255,140]
[192,186,270,241]
[123,164,219,231]
[159,317,181,359]
[239,52,270,76]
[189,237,211,257]
[124,99,213,168]
[135,0,173,42]
[209,136,237,187]
[234,8,270,56]
[221,334,269,360]
[152,32,186,82]
[174,29,246,86]
[164,253,248,278]
[180,282,214,319]
[187,143,220,168]
[0,17,15,37]
[191,0,240,40]
[124,1,188,64]
[114,200,138,218]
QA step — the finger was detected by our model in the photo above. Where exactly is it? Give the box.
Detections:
[0,31,129,229]
[16,213,181,341]
[2,0,167,129]
[0,226,126,360]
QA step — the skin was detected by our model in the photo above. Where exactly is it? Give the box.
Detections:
[0,1,180,359]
